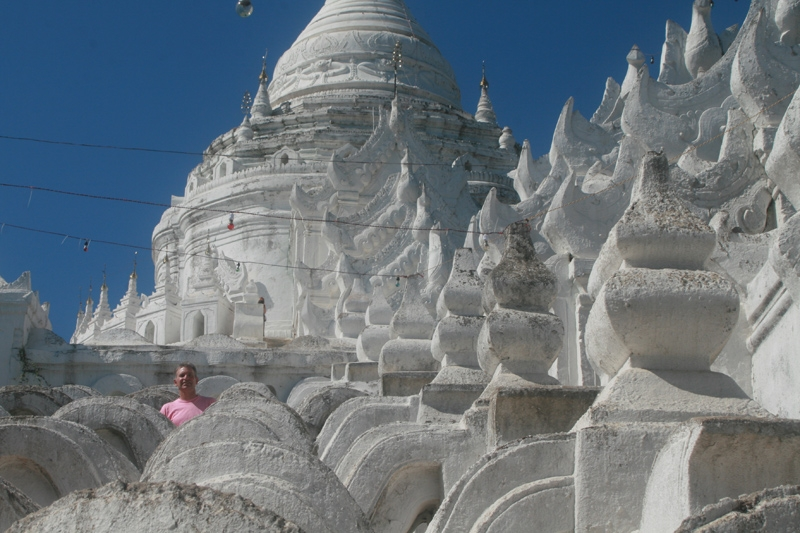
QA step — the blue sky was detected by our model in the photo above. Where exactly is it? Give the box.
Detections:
[0,1,751,338]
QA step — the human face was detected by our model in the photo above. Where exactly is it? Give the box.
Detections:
[173,366,199,399]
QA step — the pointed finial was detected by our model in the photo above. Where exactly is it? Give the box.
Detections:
[131,251,138,280]
[260,49,269,83]
[480,61,489,90]
[102,266,108,290]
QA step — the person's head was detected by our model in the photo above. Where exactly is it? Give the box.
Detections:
[173,363,199,399]
[258,297,264,304]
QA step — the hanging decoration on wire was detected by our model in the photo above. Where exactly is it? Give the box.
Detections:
[392,41,403,96]
[83,239,90,252]
[228,213,235,230]
[241,91,252,116]
[236,0,253,18]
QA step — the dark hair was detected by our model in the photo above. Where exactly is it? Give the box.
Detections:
[175,362,198,378]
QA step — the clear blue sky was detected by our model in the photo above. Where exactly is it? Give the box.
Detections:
[0,1,751,339]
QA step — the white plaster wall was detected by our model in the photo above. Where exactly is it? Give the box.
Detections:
[752,302,800,419]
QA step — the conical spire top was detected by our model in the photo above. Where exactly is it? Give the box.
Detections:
[475,62,497,125]
[252,49,273,119]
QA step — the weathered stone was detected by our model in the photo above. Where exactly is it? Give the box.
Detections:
[197,374,240,398]
[0,417,139,507]
[0,386,71,416]
[53,395,173,470]
[0,478,39,532]
[641,417,800,532]
[143,440,371,533]
[294,385,367,439]
[6,481,304,533]
[127,385,178,412]
[675,484,800,532]
[55,384,100,401]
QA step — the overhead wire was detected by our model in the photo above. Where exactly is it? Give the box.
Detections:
[1,87,797,283]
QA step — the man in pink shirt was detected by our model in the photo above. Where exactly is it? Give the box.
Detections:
[160,363,215,426]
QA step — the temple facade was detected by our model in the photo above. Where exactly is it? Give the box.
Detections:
[71,0,518,346]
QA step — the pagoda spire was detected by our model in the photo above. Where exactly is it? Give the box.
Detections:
[475,62,497,125]
[94,271,112,328]
[251,49,273,119]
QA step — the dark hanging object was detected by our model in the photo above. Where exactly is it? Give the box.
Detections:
[83,240,89,252]
[395,276,401,288]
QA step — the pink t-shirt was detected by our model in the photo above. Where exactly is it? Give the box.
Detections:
[160,395,215,426]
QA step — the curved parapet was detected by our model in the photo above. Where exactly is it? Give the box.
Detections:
[318,395,418,469]
[286,377,331,409]
[92,373,143,396]
[6,481,304,533]
[470,476,574,533]
[294,385,369,439]
[126,386,178,412]
[220,381,277,400]
[54,384,100,401]
[53,396,173,471]
[336,423,478,530]
[202,473,340,533]
[143,439,371,533]
[145,395,313,471]
[0,478,39,532]
[197,375,240,398]
[428,433,575,533]
[0,417,138,508]
[0,386,71,416]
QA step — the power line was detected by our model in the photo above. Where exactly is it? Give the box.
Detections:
[0,133,508,168]
[2,88,797,281]
[0,182,483,235]
[0,134,204,156]
[0,222,426,280]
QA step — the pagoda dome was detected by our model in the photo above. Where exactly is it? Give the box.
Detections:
[268,0,462,109]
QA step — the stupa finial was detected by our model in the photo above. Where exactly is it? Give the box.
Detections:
[131,251,138,280]
[259,49,269,83]
[476,62,497,125]
[252,49,273,118]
